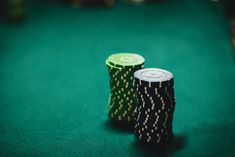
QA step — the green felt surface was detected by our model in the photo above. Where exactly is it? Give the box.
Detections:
[1,0,235,156]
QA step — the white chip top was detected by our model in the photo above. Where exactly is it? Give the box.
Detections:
[134,68,173,82]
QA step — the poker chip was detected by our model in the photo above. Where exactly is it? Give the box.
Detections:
[134,68,176,145]
[107,53,145,68]
[106,53,145,123]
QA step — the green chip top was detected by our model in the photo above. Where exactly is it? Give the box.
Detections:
[107,53,145,67]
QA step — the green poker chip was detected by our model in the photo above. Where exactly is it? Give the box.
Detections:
[107,53,145,68]
[105,59,122,70]
[106,53,145,123]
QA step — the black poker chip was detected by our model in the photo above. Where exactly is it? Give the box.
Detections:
[134,68,176,145]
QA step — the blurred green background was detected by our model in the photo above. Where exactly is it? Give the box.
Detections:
[0,0,235,156]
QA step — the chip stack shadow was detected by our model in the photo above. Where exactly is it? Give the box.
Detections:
[134,68,176,145]
[106,53,145,124]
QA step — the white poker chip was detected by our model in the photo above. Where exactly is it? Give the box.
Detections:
[134,68,173,83]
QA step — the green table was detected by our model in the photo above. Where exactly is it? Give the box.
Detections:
[0,0,235,156]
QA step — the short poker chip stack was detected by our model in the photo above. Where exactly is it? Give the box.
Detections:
[106,53,145,123]
[134,68,175,145]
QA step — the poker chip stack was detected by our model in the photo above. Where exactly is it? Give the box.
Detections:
[106,53,145,123]
[134,68,175,145]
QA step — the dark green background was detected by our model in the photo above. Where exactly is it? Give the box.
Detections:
[1,0,235,156]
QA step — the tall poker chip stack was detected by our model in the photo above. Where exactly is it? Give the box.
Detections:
[106,53,145,123]
[134,68,175,145]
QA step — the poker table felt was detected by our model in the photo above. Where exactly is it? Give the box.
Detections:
[0,0,235,156]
